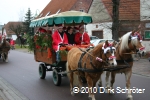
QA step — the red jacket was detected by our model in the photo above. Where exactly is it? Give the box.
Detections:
[52,30,68,52]
[10,39,15,45]
[75,32,90,45]
[0,35,2,41]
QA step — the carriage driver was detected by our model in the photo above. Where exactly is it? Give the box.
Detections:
[52,24,68,62]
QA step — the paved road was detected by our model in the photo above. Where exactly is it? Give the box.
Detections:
[0,50,150,100]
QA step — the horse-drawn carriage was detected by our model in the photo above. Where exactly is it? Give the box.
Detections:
[30,11,94,86]
[0,36,10,62]
[30,11,145,100]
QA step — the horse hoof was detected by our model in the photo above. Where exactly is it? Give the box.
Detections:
[88,97,92,100]
[71,92,75,96]
[98,83,102,87]
[88,96,96,100]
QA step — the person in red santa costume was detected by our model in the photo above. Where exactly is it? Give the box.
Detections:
[74,25,90,45]
[52,25,68,62]
[10,38,15,50]
[0,34,2,42]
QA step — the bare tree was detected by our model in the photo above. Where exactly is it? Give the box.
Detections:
[18,9,25,21]
[8,23,26,48]
[112,0,120,41]
[8,23,23,37]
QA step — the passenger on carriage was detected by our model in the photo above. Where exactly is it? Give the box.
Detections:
[52,24,68,62]
[66,27,75,45]
[38,27,47,33]
[74,25,90,45]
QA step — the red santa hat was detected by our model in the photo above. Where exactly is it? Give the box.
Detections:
[38,27,47,33]
[131,32,143,42]
[74,26,79,32]
[79,25,84,29]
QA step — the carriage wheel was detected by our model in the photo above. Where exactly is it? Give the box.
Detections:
[52,68,61,86]
[39,64,46,79]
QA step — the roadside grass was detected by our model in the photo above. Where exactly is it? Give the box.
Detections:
[15,44,28,49]
[14,44,33,53]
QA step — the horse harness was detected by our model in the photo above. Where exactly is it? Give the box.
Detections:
[115,41,133,70]
[76,47,116,73]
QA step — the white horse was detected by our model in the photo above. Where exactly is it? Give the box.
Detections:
[98,31,145,100]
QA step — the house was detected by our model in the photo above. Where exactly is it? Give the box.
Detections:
[87,0,141,39]
[3,22,23,40]
[36,0,149,40]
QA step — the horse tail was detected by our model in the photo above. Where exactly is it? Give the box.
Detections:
[66,62,70,78]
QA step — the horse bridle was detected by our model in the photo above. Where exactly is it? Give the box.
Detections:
[103,46,116,64]
[128,35,140,53]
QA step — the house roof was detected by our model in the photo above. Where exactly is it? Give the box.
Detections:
[102,0,140,20]
[37,0,78,18]
[4,22,23,35]
[71,0,93,13]
[36,0,93,18]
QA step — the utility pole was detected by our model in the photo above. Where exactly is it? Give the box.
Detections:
[112,0,120,41]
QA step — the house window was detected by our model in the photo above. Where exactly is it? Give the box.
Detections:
[144,30,150,39]
[145,23,150,28]
[45,11,50,16]
[56,9,61,14]
[79,9,84,12]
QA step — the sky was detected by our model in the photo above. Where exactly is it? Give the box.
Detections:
[0,0,51,25]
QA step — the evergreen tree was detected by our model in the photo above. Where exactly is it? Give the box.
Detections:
[23,8,34,35]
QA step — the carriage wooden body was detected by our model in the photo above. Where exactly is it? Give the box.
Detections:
[34,49,67,64]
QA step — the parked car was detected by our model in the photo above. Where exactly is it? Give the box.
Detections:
[90,39,114,46]
[90,36,99,40]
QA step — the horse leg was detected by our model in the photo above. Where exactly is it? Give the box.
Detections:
[1,53,7,62]
[105,72,116,94]
[105,71,110,88]
[98,75,102,87]
[66,62,75,96]
[5,52,8,62]
[86,76,96,100]
[78,75,83,94]
[125,71,133,100]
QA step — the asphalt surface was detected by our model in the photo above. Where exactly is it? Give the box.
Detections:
[0,50,150,100]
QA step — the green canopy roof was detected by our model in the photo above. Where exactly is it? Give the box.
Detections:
[30,11,93,27]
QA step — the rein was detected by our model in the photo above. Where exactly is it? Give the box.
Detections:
[78,48,107,63]
[76,47,115,73]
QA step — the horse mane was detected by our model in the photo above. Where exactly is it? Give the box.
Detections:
[92,43,103,57]
[120,31,138,53]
